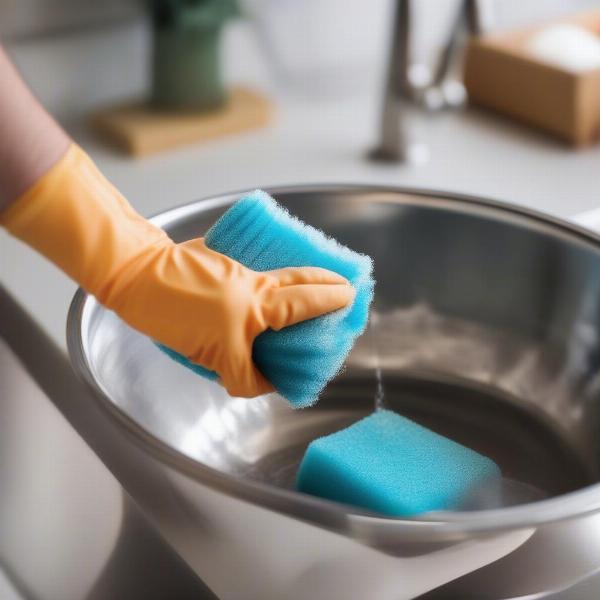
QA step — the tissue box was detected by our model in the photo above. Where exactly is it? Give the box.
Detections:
[464,12,600,146]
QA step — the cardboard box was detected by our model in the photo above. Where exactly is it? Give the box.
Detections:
[464,12,600,146]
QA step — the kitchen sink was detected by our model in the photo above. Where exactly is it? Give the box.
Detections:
[0,286,212,600]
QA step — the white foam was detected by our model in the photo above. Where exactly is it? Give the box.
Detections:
[527,24,600,72]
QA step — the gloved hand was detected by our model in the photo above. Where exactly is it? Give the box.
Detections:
[0,145,354,397]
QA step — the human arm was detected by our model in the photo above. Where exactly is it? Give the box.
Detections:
[0,45,69,211]
[0,44,354,397]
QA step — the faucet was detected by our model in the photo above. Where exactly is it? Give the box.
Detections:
[369,0,494,164]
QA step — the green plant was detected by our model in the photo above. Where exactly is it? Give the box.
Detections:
[149,0,240,30]
[148,0,240,110]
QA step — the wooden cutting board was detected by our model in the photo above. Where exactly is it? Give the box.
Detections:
[92,86,273,157]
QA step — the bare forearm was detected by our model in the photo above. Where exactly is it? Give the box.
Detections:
[0,44,70,211]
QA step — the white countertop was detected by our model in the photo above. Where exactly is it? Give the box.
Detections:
[3,20,600,349]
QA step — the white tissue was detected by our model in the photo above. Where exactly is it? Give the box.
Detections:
[527,24,600,72]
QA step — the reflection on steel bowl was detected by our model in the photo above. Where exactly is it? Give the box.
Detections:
[68,186,600,599]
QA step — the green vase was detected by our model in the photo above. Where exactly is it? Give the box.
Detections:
[151,24,225,111]
[148,0,239,111]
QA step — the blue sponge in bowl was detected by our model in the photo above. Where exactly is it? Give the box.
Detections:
[158,190,374,408]
[296,410,501,516]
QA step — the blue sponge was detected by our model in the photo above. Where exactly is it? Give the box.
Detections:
[296,410,501,516]
[158,190,374,408]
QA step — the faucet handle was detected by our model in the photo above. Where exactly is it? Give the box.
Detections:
[368,0,495,164]
[428,0,495,108]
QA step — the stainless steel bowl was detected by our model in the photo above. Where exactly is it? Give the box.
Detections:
[68,186,600,599]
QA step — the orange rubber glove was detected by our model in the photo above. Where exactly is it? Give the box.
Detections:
[0,145,354,397]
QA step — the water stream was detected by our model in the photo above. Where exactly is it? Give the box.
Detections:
[374,366,385,412]
[369,311,385,411]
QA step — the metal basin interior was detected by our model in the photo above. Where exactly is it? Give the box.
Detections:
[68,186,600,539]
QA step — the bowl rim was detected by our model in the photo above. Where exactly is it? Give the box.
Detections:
[67,183,600,543]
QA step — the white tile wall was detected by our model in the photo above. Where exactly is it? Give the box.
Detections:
[0,0,140,39]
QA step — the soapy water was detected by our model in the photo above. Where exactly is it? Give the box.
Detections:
[245,443,548,512]
[369,311,386,412]
[239,307,570,514]
[365,311,548,512]
[458,477,547,511]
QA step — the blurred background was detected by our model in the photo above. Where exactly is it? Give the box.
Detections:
[2,1,599,114]
[2,1,600,208]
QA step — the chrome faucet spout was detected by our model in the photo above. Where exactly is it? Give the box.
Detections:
[369,0,494,164]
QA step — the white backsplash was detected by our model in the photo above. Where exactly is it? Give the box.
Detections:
[0,0,140,39]
[3,0,600,121]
